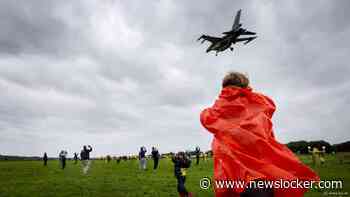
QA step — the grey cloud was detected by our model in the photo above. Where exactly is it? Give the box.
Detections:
[0,0,349,156]
[0,1,68,55]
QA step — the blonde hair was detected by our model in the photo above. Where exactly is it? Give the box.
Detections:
[222,71,249,88]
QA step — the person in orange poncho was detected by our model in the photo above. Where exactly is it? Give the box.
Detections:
[200,72,319,197]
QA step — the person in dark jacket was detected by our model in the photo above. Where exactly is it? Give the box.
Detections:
[59,150,68,169]
[172,152,192,197]
[151,147,160,170]
[43,152,48,166]
[80,145,92,174]
[195,146,201,165]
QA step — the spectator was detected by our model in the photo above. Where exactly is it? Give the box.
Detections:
[43,152,48,166]
[151,147,160,170]
[200,71,319,197]
[139,146,147,170]
[80,145,93,174]
[172,152,192,197]
[59,150,67,170]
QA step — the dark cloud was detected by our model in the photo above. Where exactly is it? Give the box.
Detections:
[0,1,67,55]
[0,0,349,156]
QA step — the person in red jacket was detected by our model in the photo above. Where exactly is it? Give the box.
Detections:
[200,72,319,197]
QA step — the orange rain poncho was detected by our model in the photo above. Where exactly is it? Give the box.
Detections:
[200,87,319,197]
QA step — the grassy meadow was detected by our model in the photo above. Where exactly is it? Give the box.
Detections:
[0,154,349,197]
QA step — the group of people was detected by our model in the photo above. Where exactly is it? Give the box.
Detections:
[41,71,321,197]
[138,146,195,197]
[42,145,93,175]
[138,146,160,170]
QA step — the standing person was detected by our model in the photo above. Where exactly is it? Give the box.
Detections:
[151,147,160,170]
[200,72,319,197]
[80,145,93,174]
[106,155,111,163]
[43,152,48,166]
[59,150,67,170]
[194,146,201,165]
[172,152,192,197]
[116,157,121,164]
[73,152,78,164]
[139,146,147,170]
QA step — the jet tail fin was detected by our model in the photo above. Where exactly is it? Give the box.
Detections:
[232,9,242,30]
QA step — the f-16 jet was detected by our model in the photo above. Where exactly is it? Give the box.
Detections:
[198,9,257,55]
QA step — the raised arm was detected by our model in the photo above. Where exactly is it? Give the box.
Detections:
[200,107,220,134]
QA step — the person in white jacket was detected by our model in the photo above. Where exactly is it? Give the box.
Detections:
[139,146,147,170]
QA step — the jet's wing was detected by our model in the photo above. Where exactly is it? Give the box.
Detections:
[232,9,242,30]
[241,30,256,35]
[197,35,221,43]
[236,36,257,44]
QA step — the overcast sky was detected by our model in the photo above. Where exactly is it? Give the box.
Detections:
[0,0,349,157]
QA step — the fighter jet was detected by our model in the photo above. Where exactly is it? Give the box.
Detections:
[197,9,257,55]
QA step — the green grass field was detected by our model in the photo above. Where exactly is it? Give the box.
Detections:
[0,154,349,197]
